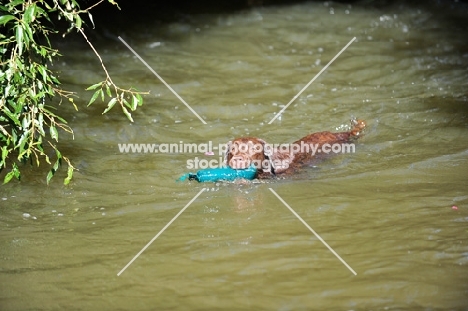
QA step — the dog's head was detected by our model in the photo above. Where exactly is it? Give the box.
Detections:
[224,137,295,176]
[224,137,268,170]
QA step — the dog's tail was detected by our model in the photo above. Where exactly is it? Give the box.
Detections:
[349,118,366,137]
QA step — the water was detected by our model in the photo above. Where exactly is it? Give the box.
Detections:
[1,1,468,310]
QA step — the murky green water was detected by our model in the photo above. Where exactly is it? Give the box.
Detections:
[2,1,468,310]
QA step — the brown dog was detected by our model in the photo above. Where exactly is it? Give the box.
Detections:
[225,119,366,178]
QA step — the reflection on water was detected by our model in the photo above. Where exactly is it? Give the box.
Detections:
[1,1,468,310]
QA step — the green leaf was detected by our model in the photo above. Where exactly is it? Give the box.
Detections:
[46,170,54,184]
[42,107,68,124]
[107,0,121,9]
[47,155,62,185]
[22,22,33,47]
[3,106,21,126]
[136,93,143,106]
[105,84,111,98]
[1,146,8,166]
[38,112,44,133]
[4,163,20,184]
[7,0,24,8]
[88,12,95,29]
[42,1,53,11]
[85,82,102,90]
[64,166,73,185]
[35,6,51,23]
[63,11,73,22]
[121,106,134,122]
[75,15,82,30]
[50,126,58,141]
[13,164,20,179]
[123,98,132,110]
[33,117,45,136]
[102,98,117,114]
[0,15,15,26]
[88,89,100,106]
[15,23,23,55]
[17,133,30,159]
[24,4,36,24]
[55,148,62,160]
[53,159,60,172]
[4,171,15,184]
[132,95,138,110]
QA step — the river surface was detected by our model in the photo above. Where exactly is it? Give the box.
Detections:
[1,1,468,310]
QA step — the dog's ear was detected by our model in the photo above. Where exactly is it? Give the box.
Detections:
[223,141,232,165]
[250,139,275,174]
[254,138,270,157]
[269,151,294,174]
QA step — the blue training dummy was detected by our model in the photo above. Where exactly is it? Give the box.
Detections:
[178,165,257,182]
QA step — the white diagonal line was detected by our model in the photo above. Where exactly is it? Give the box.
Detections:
[117,188,207,276]
[268,37,356,124]
[118,36,207,124]
[268,188,357,276]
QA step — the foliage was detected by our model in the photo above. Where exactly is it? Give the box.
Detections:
[0,0,147,185]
